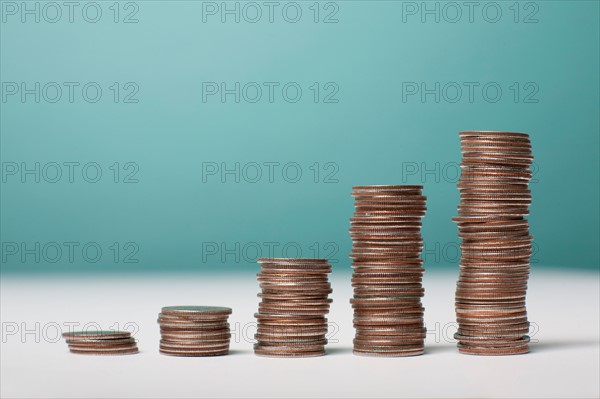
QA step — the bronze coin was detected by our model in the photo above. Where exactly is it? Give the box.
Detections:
[254,348,326,358]
[158,323,230,331]
[258,258,329,263]
[457,344,529,356]
[161,306,232,317]
[254,343,326,352]
[70,346,139,355]
[352,347,424,357]
[67,338,137,348]
[258,293,332,301]
[159,348,229,357]
[62,331,131,340]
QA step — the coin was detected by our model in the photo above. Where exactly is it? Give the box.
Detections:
[62,331,132,340]
[161,306,232,316]
[70,346,139,356]
[159,348,230,357]
[353,348,424,357]
[67,338,137,348]
[254,347,326,358]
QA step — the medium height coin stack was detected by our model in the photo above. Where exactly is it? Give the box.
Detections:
[158,306,232,356]
[254,258,332,357]
[349,185,427,357]
[453,131,533,355]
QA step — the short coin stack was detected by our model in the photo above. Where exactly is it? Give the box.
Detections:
[254,258,332,357]
[349,185,427,357]
[62,331,138,355]
[453,131,533,355]
[158,306,232,356]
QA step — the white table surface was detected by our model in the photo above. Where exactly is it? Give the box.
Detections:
[1,268,598,398]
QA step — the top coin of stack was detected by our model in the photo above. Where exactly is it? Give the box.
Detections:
[158,306,232,357]
[349,185,427,357]
[62,330,139,355]
[453,131,533,355]
[254,258,332,358]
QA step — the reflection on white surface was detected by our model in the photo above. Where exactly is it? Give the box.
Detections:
[1,269,599,398]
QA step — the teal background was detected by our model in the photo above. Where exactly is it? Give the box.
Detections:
[1,0,598,273]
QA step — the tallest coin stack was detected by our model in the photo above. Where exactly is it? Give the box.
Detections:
[453,131,534,355]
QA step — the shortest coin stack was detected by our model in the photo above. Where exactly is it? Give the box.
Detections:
[62,331,139,355]
[158,306,232,357]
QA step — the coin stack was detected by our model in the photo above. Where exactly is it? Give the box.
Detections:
[62,330,139,355]
[254,258,332,357]
[453,131,533,355]
[158,306,232,356]
[349,185,427,357]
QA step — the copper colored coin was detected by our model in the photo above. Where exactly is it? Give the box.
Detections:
[352,347,424,357]
[157,316,230,325]
[254,347,326,358]
[67,338,137,348]
[68,343,138,352]
[457,332,530,341]
[351,217,424,225]
[353,306,424,314]
[258,307,330,316]
[256,332,328,341]
[257,320,328,328]
[161,334,232,342]
[258,293,332,300]
[352,185,423,192]
[457,344,529,356]
[259,298,332,305]
[62,331,131,340]
[351,259,423,265]
[256,336,328,344]
[70,346,139,355]
[254,343,326,352]
[161,306,232,317]
[459,130,530,138]
[160,341,229,350]
[354,317,424,326]
[257,276,329,283]
[159,348,229,357]
[258,258,329,263]
[351,297,423,306]
[260,288,333,296]
[158,323,230,331]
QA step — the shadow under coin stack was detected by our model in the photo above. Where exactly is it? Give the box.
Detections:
[158,306,232,356]
[62,331,138,355]
[350,185,427,357]
[254,258,332,357]
[453,131,533,355]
